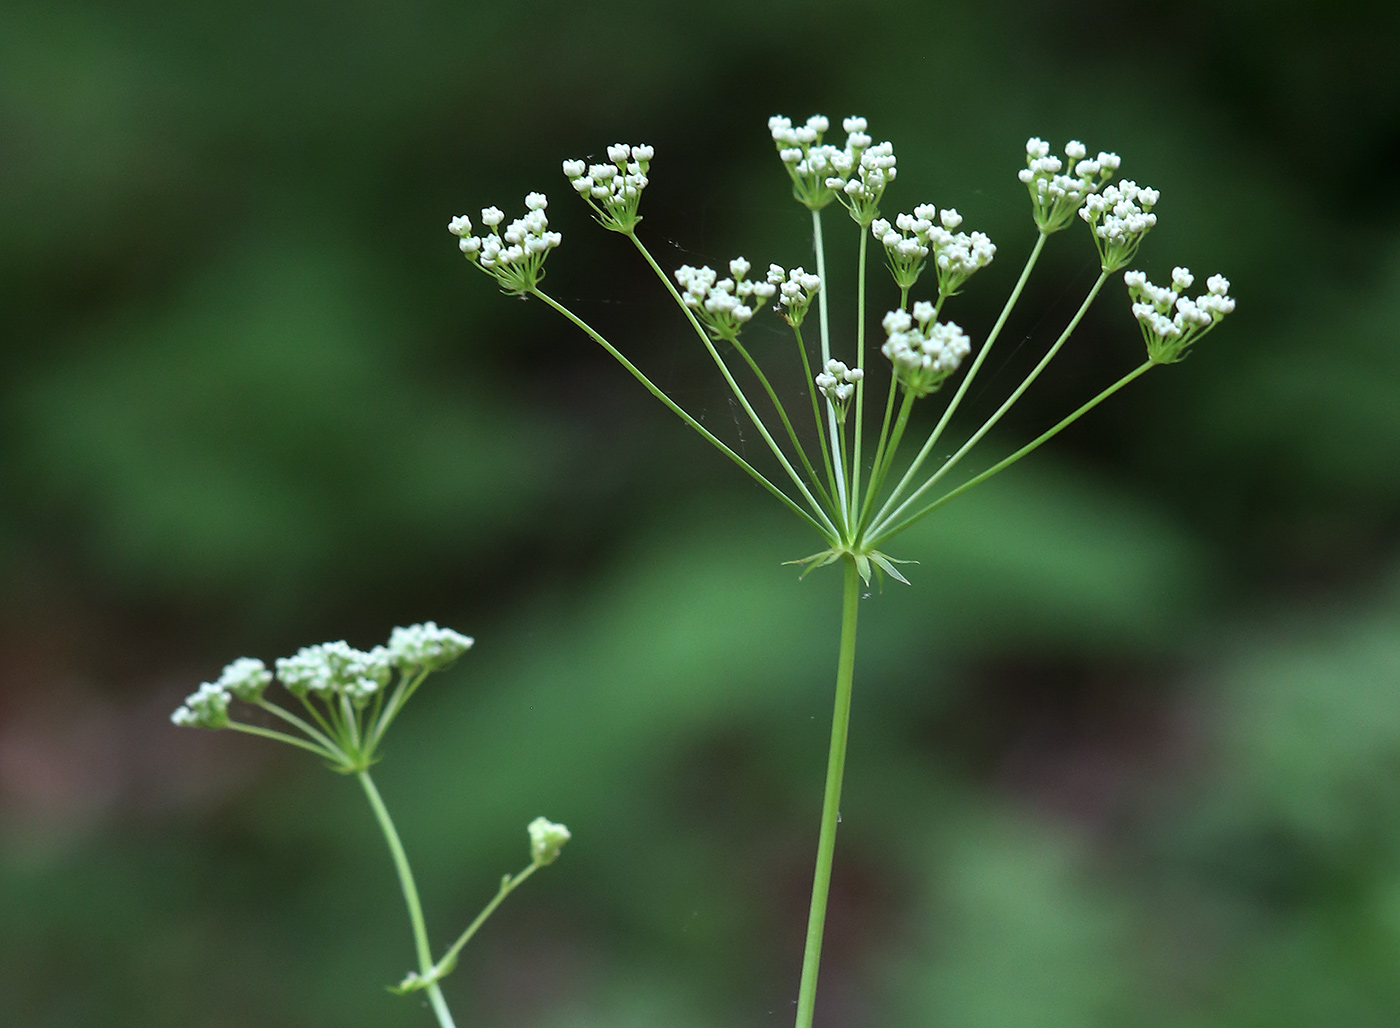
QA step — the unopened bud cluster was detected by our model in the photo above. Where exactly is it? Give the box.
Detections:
[172,622,473,769]
[562,143,653,233]
[449,194,560,296]
[815,359,863,419]
[1125,268,1235,363]
[674,258,777,339]
[528,816,572,866]
[770,115,895,224]
[1019,138,1121,234]
[872,205,996,296]
[774,265,822,327]
[1081,181,1159,271]
[882,303,972,398]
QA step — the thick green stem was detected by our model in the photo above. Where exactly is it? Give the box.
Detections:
[794,557,861,1028]
[870,359,1156,545]
[359,771,457,1028]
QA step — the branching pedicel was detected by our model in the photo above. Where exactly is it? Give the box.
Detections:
[171,623,570,1028]
[449,113,1234,1028]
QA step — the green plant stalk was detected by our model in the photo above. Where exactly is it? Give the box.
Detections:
[225,721,340,761]
[627,233,836,531]
[870,358,1155,545]
[729,335,833,511]
[532,288,836,541]
[812,208,850,535]
[792,323,838,503]
[794,556,861,1028]
[432,863,540,978]
[359,771,457,1028]
[871,231,1047,529]
[849,230,869,525]
[869,268,1109,540]
[256,699,341,754]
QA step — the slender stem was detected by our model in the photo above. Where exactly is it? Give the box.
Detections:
[434,864,539,977]
[794,557,861,1028]
[860,373,900,528]
[295,692,339,744]
[225,721,342,761]
[793,323,837,501]
[358,771,457,1028]
[812,208,849,535]
[256,700,341,753]
[532,288,835,541]
[850,230,869,524]
[729,335,832,510]
[871,232,1047,529]
[627,233,836,531]
[869,269,1109,541]
[859,388,915,534]
[871,359,1155,545]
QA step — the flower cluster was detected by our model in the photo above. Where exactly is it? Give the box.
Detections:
[773,265,822,327]
[674,258,777,339]
[387,622,474,673]
[871,205,996,296]
[770,115,894,224]
[1081,181,1159,272]
[562,143,653,233]
[528,816,572,866]
[171,622,474,771]
[449,194,560,296]
[276,640,394,706]
[814,359,863,420]
[823,118,896,226]
[881,303,972,398]
[1019,138,1120,234]
[769,114,840,210]
[171,681,232,729]
[1125,267,1235,363]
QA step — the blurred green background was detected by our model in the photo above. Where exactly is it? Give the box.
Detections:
[4,0,1400,1025]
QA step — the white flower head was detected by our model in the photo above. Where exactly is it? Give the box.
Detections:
[1020,136,1119,234]
[882,310,973,398]
[387,622,474,672]
[450,194,561,295]
[171,681,231,730]
[675,258,775,338]
[563,143,653,233]
[1080,180,1159,271]
[1125,266,1235,363]
[218,657,273,702]
[528,816,571,866]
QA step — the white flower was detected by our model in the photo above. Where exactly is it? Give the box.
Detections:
[171,681,232,730]
[1080,180,1158,271]
[1020,136,1119,234]
[562,143,653,232]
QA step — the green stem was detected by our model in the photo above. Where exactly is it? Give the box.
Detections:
[871,359,1155,545]
[793,323,837,502]
[532,288,835,542]
[256,700,341,754]
[358,771,457,1028]
[433,863,540,978]
[225,721,342,762]
[850,230,869,524]
[869,268,1109,541]
[729,335,832,511]
[627,233,836,533]
[871,231,1047,529]
[812,209,850,535]
[794,556,861,1028]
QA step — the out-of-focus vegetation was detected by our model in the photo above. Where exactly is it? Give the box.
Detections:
[4,1,1400,1025]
